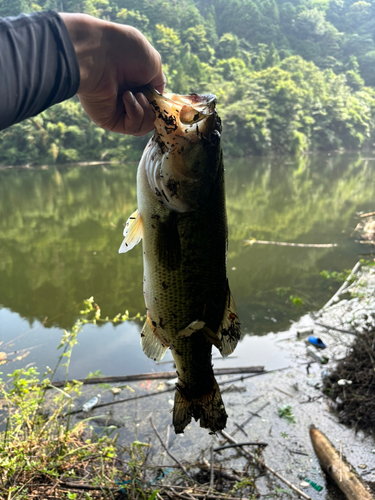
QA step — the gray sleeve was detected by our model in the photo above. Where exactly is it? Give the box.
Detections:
[0,10,80,130]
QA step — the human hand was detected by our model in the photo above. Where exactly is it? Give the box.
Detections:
[60,13,166,136]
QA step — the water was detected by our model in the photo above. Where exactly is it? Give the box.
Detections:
[0,153,374,380]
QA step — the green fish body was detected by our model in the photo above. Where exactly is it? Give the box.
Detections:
[120,89,241,433]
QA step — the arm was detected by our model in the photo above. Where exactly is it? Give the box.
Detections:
[0,11,165,135]
[0,11,79,131]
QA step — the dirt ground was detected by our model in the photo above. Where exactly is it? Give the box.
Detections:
[72,264,375,499]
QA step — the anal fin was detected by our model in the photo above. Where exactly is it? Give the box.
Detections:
[140,314,168,362]
[119,209,143,253]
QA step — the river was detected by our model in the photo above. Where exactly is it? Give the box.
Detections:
[0,153,374,380]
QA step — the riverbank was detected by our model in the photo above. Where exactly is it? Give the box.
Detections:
[2,263,375,499]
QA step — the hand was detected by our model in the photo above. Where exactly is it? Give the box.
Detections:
[60,13,166,136]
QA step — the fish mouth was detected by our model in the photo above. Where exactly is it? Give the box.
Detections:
[141,86,220,140]
[159,92,216,125]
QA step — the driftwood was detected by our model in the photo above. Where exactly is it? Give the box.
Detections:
[360,211,375,218]
[314,261,361,319]
[309,426,374,500]
[244,238,337,248]
[64,368,289,416]
[214,441,268,452]
[50,366,265,388]
[313,321,357,336]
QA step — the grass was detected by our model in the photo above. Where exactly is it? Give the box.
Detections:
[0,298,157,500]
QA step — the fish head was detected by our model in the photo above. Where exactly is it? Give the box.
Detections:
[141,88,223,212]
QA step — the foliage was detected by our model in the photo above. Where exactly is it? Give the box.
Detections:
[277,405,296,423]
[0,299,155,500]
[1,0,375,163]
[320,269,351,282]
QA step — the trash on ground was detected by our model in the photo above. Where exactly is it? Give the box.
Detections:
[307,336,326,349]
[82,394,101,412]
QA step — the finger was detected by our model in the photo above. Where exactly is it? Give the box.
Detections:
[123,91,155,136]
[150,70,167,95]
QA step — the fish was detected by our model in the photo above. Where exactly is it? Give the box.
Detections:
[119,88,241,434]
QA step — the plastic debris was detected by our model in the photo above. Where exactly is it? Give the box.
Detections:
[337,379,353,386]
[306,378,322,389]
[307,336,326,349]
[296,327,314,339]
[82,394,100,412]
[297,474,323,491]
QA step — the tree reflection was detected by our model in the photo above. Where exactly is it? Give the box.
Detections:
[0,154,374,332]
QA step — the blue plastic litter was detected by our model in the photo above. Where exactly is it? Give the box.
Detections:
[308,336,326,349]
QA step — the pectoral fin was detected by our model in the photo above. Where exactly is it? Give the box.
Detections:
[140,314,168,362]
[219,285,241,357]
[119,209,143,253]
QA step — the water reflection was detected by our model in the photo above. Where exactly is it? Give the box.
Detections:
[0,154,374,341]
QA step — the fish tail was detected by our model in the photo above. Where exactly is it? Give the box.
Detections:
[173,378,227,434]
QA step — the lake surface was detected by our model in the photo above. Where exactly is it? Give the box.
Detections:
[0,153,374,380]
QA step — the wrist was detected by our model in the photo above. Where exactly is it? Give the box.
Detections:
[60,13,107,94]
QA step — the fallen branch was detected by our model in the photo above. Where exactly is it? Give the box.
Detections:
[59,481,119,492]
[244,238,337,248]
[66,369,287,416]
[314,321,357,336]
[314,261,361,319]
[150,416,191,479]
[199,458,242,482]
[214,441,268,452]
[51,366,265,388]
[360,211,375,218]
[158,484,248,500]
[219,430,313,500]
[310,425,374,500]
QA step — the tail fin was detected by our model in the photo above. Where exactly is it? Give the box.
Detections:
[173,378,227,434]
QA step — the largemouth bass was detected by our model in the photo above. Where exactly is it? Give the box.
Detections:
[119,88,241,434]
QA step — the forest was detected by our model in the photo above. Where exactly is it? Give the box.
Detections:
[1,0,375,163]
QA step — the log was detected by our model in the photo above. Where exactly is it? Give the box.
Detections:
[314,261,361,318]
[50,366,265,388]
[309,425,374,500]
[244,238,337,248]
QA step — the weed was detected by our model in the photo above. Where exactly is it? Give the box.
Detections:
[288,295,304,307]
[320,269,351,283]
[277,405,296,424]
[0,299,155,500]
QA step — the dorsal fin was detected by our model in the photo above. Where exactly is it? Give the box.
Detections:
[118,209,143,253]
